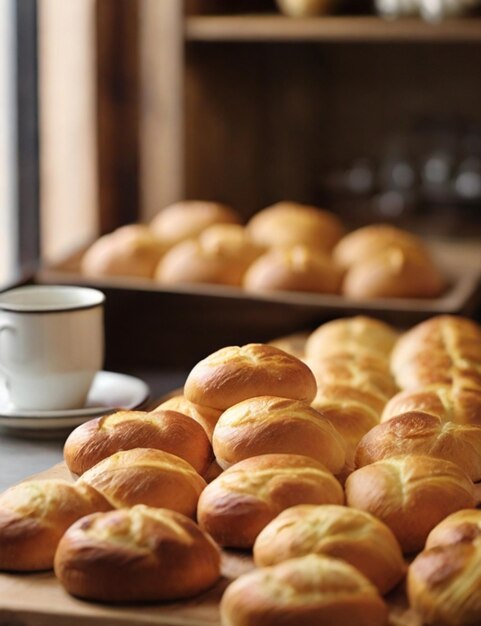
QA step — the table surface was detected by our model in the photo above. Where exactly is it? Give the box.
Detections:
[0,368,188,491]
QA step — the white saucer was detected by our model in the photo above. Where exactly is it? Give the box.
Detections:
[0,371,150,431]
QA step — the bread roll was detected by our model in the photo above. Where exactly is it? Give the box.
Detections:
[407,540,481,626]
[184,343,317,411]
[0,479,111,571]
[305,316,398,362]
[253,504,405,595]
[355,411,481,482]
[152,395,222,442]
[199,223,264,265]
[345,455,475,553]
[246,201,345,252]
[269,332,308,359]
[54,505,221,602]
[243,245,343,294]
[220,554,388,626]
[276,0,340,17]
[391,315,481,391]
[64,409,212,476]
[425,509,481,551]
[81,224,165,279]
[150,200,240,246]
[342,243,445,300]
[212,396,346,473]
[77,448,206,517]
[197,454,343,548]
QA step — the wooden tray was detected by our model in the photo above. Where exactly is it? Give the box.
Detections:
[0,463,430,626]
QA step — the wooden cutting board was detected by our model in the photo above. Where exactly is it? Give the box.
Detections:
[0,463,431,626]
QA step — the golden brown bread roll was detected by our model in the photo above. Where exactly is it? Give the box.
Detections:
[220,554,388,626]
[197,454,343,548]
[184,343,317,411]
[305,316,398,362]
[342,244,445,300]
[355,411,481,482]
[63,409,212,476]
[0,479,111,571]
[212,396,346,473]
[381,384,481,426]
[150,200,240,246]
[391,315,481,391]
[345,455,475,553]
[77,448,206,517]
[276,0,340,17]
[246,201,345,252]
[81,224,165,279]
[54,505,221,603]
[152,394,222,442]
[425,509,481,551]
[269,331,308,359]
[407,540,481,626]
[200,223,264,265]
[253,504,405,595]
[243,245,343,294]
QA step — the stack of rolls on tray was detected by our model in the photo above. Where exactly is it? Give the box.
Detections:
[2,314,481,625]
[80,199,446,300]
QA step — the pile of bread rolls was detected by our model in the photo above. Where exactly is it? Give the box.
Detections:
[1,314,481,625]
[80,199,445,300]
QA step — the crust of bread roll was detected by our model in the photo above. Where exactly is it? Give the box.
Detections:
[212,396,346,473]
[150,200,240,246]
[253,504,405,595]
[425,509,481,551]
[77,448,206,517]
[54,505,221,602]
[220,554,388,626]
[152,395,221,442]
[197,454,343,548]
[243,245,343,294]
[184,343,317,411]
[64,409,212,476]
[345,455,475,553]
[305,316,398,362]
[0,479,111,571]
[355,411,481,482]
[407,541,481,626]
[246,201,345,252]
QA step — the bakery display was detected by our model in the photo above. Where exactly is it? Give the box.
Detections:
[153,394,222,441]
[197,454,344,548]
[0,479,111,571]
[253,504,405,595]
[355,411,481,482]
[212,395,346,472]
[63,408,212,476]
[184,342,317,411]
[220,554,388,626]
[54,505,221,603]
[77,448,206,516]
[345,455,476,553]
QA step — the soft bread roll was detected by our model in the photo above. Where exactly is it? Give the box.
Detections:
[305,316,398,362]
[77,448,206,517]
[345,455,476,553]
[0,479,111,571]
[212,396,346,472]
[333,224,427,270]
[220,554,388,626]
[184,343,317,411]
[253,504,405,595]
[197,454,344,548]
[200,223,264,265]
[54,505,221,603]
[391,315,481,391]
[269,332,308,359]
[355,411,481,482]
[64,409,212,476]
[246,201,345,252]
[407,540,481,626]
[243,245,343,294]
[425,509,481,551]
[153,395,222,442]
[81,224,165,279]
[381,384,481,426]
[150,200,240,246]
[342,245,445,300]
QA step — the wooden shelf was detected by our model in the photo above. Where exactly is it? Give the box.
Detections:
[185,15,481,43]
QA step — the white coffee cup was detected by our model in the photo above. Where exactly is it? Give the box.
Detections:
[0,285,105,411]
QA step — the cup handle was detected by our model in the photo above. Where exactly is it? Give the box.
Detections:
[0,322,16,387]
